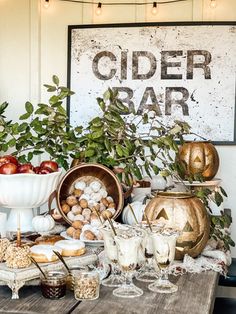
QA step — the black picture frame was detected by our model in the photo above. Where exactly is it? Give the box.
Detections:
[67,21,236,145]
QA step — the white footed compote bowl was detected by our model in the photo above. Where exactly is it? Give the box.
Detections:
[0,170,62,232]
[148,229,179,294]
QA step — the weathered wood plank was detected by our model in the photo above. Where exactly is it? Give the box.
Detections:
[0,272,218,314]
[0,285,79,314]
[72,272,218,314]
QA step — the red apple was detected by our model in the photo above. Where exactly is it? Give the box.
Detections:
[17,163,35,174]
[39,166,53,174]
[33,166,41,174]
[0,163,18,174]
[40,160,58,172]
[0,155,18,167]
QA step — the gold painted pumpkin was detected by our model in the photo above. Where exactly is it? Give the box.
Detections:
[177,141,219,180]
[144,192,210,260]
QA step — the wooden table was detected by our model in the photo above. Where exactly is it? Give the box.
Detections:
[0,271,218,314]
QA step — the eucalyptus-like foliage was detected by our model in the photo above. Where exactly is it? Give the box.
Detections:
[0,76,80,169]
[0,75,234,250]
[71,87,191,185]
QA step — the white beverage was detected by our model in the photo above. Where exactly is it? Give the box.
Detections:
[100,228,118,263]
[114,234,142,271]
[151,231,178,267]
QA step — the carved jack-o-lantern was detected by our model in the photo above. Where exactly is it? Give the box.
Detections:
[144,192,210,260]
[177,141,219,180]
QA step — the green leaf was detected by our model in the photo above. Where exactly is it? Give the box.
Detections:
[103,89,111,101]
[97,98,106,112]
[32,150,44,155]
[85,149,95,157]
[1,143,8,152]
[52,75,59,86]
[215,191,223,206]
[121,146,130,157]
[132,164,142,180]
[91,130,103,139]
[49,95,60,105]
[18,155,28,164]
[57,105,67,116]
[152,165,159,175]
[19,112,31,120]
[169,125,182,135]
[159,169,170,177]
[143,113,148,124]
[7,138,16,147]
[18,122,29,132]
[27,152,33,161]
[0,102,8,114]
[220,186,228,197]
[25,101,33,114]
[144,161,151,177]
[116,144,123,157]
[130,124,136,133]
[104,138,111,152]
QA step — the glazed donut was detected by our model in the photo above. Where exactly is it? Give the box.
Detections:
[30,245,62,263]
[35,235,64,246]
[54,240,86,257]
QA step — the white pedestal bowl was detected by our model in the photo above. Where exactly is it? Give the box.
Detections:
[0,170,62,232]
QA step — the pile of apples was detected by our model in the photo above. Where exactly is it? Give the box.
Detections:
[0,155,59,175]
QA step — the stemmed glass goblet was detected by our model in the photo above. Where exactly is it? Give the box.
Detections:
[136,227,159,282]
[148,229,179,293]
[100,227,124,287]
[113,233,143,298]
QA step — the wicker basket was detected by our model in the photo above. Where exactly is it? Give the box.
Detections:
[49,163,124,225]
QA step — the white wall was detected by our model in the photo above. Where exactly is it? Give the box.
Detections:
[1,0,236,254]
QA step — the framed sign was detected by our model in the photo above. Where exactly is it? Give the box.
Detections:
[67,22,236,145]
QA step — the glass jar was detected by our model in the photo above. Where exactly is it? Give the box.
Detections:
[66,266,88,291]
[40,270,67,299]
[73,270,100,300]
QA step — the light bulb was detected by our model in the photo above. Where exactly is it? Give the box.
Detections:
[96,2,102,16]
[210,0,217,8]
[43,0,50,9]
[151,2,158,15]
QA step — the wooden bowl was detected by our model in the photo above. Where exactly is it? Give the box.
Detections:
[55,163,124,225]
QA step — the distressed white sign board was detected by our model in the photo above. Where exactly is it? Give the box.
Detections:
[68,23,236,144]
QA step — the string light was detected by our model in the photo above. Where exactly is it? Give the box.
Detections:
[151,2,158,15]
[60,0,190,8]
[43,0,50,8]
[210,0,217,8]
[95,2,102,15]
